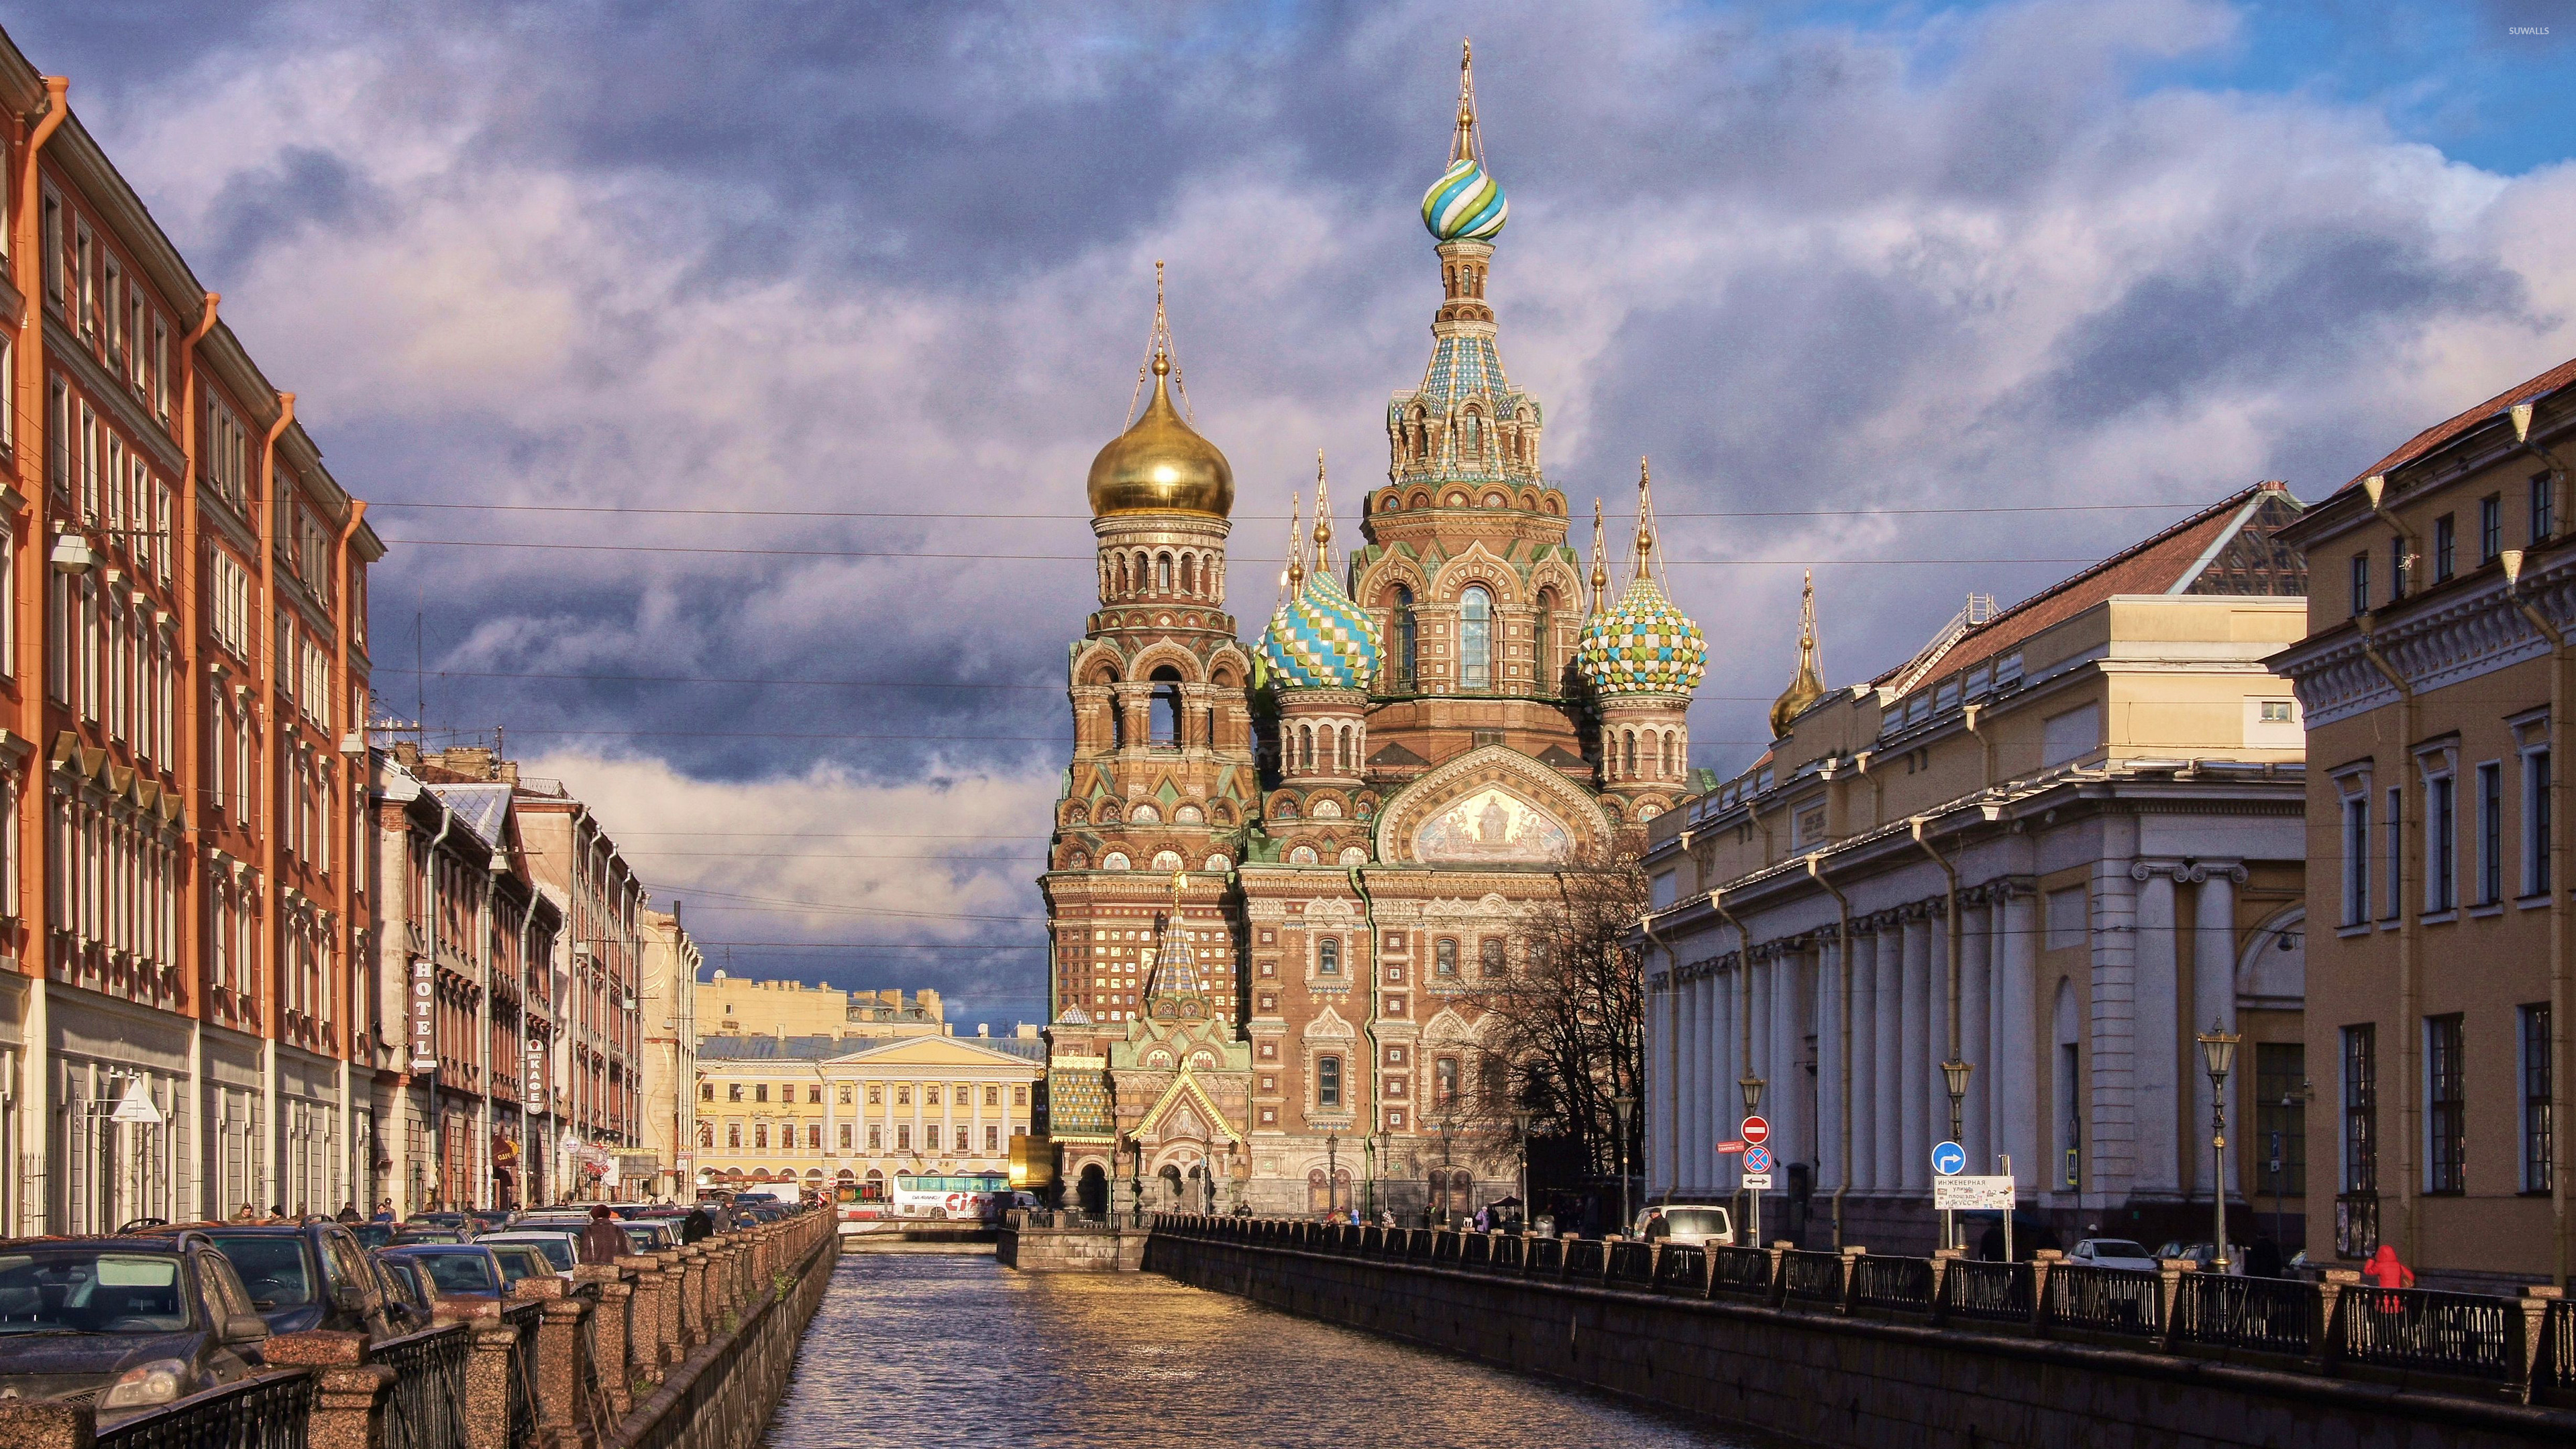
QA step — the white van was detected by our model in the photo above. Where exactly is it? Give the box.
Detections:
[1636,1204,1737,1246]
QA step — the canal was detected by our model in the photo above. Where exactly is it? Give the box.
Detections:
[763,1250,1774,1447]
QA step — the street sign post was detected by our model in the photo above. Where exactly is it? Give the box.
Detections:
[1999,1154,2015,1262]
[1739,1118,1771,1244]
[1716,1140,1746,1155]
[1742,1145,1773,1175]
[1741,1173,1772,1190]
[1931,1141,1967,1249]
[1740,1116,1770,1146]
[1932,1175,2016,1210]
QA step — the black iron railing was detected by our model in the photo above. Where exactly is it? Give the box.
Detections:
[1708,1246,1774,1296]
[504,1300,543,1449]
[2172,1272,2313,1355]
[97,1371,315,1449]
[1780,1251,1847,1305]
[1562,1238,1606,1278]
[1654,1244,1707,1293]
[2042,1265,2161,1337]
[1607,1240,1656,1287]
[1938,1259,2033,1324]
[2338,1285,2520,1382]
[2541,1298,2576,1396]
[375,1322,472,1449]
[1526,1236,1564,1274]
[1850,1254,1936,1313]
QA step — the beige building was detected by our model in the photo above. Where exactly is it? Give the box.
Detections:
[700,974,947,1042]
[636,907,701,1202]
[693,1030,1042,1199]
[1638,484,2311,1254]
[2270,355,2576,1291]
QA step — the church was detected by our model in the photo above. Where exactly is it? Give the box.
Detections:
[1038,47,1708,1220]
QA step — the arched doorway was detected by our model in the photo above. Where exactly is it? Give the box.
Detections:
[1150,667,1184,746]
[1158,1163,1185,1206]
[1077,1163,1108,1218]
[1428,1167,1472,1224]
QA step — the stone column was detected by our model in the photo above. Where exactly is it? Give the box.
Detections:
[1902,914,1934,1195]
[1815,934,1843,1199]
[535,1296,590,1444]
[1702,963,1723,1190]
[1678,971,1700,1193]
[2000,888,2041,1194]
[453,1303,517,1449]
[1961,896,1992,1167]
[2131,863,2182,1194]
[2089,831,2143,1199]
[572,1267,631,1418]
[0,1405,89,1449]
[677,1246,706,1350]
[1849,931,1878,1193]
[2193,865,2245,1199]
[266,1333,394,1449]
[1770,947,1802,1179]
[1878,922,1906,1194]
[622,1254,669,1376]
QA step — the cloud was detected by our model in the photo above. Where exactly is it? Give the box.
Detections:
[16,0,2576,1024]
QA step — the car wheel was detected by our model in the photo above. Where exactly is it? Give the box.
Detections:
[930,1208,947,1221]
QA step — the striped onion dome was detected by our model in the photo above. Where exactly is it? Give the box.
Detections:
[1421,156,1507,243]
[1258,568,1383,692]
[1577,577,1707,697]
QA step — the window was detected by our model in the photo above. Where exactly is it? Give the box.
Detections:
[1388,586,1418,689]
[868,1125,882,1150]
[727,1083,743,1103]
[2425,769,2456,913]
[2342,1024,2377,1194]
[924,1124,941,1150]
[2525,1005,2555,1194]
[808,1084,823,1104]
[1316,936,1340,977]
[2536,472,2557,544]
[2349,552,2369,616]
[2432,514,2455,582]
[2481,494,2503,565]
[2341,792,2371,925]
[985,1125,1000,1152]
[2527,747,2553,898]
[2254,1042,2306,1199]
[727,1124,742,1148]
[806,1123,821,1150]
[2426,1014,2464,1193]
[1434,1056,1458,1104]
[896,1086,910,1106]
[1434,938,1457,977]
[984,1085,999,1106]
[1316,1055,1342,1108]
[2383,786,2403,922]
[753,1124,767,1148]
[1458,586,1493,690]
[2476,762,2503,906]
[926,1086,941,1106]
[839,1124,852,1150]
[868,1085,882,1105]
[1013,1086,1028,1107]
[896,1125,911,1151]
[755,1083,769,1104]
[1479,939,1505,977]
[838,1084,852,1105]
[700,1082,713,1101]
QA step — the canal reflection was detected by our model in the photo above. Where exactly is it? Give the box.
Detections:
[764,1252,1767,1448]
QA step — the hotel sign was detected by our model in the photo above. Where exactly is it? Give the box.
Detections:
[410,958,438,1071]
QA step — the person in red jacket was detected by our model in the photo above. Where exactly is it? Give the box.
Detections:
[2362,1243,2415,1289]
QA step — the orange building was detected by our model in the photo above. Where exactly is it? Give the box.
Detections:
[0,29,385,1233]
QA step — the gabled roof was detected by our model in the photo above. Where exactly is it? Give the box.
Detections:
[1871,482,2305,692]
[2350,354,2576,489]
[425,783,513,850]
[823,1035,1041,1069]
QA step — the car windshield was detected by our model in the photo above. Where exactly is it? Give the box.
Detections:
[414,1253,498,1295]
[209,1235,315,1307]
[2090,1240,2151,1260]
[493,1249,545,1284]
[500,1238,575,1272]
[349,1224,395,1250]
[0,1248,193,1334]
[1665,1209,1730,1236]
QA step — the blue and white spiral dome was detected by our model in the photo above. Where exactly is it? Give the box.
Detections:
[1421,156,1507,243]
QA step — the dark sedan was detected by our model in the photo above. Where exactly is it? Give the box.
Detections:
[144,1222,394,1339]
[0,1232,272,1424]
[378,1245,511,1307]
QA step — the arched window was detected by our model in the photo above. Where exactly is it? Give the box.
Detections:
[1180,554,1195,595]
[1336,724,1351,774]
[1157,553,1173,592]
[1150,667,1183,747]
[1435,938,1458,976]
[1459,586,1493,691]
[1534,590,1558,694]
[1661,732,1676,777]
[1391,587,1419,689]
[1623,730,1638,778]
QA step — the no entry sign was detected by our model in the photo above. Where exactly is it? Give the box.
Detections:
[1740,1116,1770,1146]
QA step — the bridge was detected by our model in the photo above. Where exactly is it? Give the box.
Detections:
[0,1210,837,1449]
[1146,1214,2576,1449]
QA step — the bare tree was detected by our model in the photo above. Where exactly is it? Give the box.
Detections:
[1450,863,1649,1189]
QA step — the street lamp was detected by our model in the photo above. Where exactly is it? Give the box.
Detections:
[1511,1110,1532,1232]
[1362,1133,1377,1222]
[1734,1075,1764,1244]
[2197,1021,2241,1273]
[1325,1132,1340,1221]
[1939,1059,1975,1251]
[1611,1094,1637,1237]
[1438,1112,1457,1227]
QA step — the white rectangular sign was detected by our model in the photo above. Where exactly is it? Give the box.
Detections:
[1933,1175,2016,1210]
[1739,1173,1772,1190]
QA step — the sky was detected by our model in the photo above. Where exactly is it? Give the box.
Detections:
[12,0,2576,1030]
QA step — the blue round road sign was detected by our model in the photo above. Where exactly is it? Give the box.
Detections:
[1742,1144,1773,1175]
[1931,1141,1967,1176]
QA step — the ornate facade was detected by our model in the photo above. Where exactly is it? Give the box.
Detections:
[1040,48,1707,1220]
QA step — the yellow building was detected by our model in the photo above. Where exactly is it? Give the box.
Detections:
[693,1032,1043,1199]
[699,973,948,1042]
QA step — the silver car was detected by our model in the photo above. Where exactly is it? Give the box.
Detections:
[2067,1238,2159,1272]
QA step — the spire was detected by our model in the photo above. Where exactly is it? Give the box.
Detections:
[1125,259,1193,426]
[1450,38,1483,166]
[1590,498,1609,597]
[1145,870,1208,1008]
[1770,570,1830,738]
[1311,451,1335,580]
[1283,492,1305,596]
[1630,456,1660,585]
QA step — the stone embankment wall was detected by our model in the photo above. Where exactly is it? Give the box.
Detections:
[1145,1228,2576,1449]
[0,1210,840,1449]
[997,1220,1147,1271]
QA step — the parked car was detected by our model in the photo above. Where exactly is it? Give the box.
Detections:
[467,1210,513,1236]
[391,1228,472,1246]
[347,1222,400,1251]
[144,1222,394,1340]
[2067,1238,2160,1272]
[371,1256,436,1332]
[2151,1240,2247,1275]
[1635,1205,1736,1247]
[407,1212,472,1232]
[485,1244,564,1289]
[616,1221,677,1253]
[378,1245,511,1307]
[0,1231,272,1425]
[476,1231,582,1274]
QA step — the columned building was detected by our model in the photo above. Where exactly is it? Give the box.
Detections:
[1040,48,1705,1222]
[1638,487,2311,1254]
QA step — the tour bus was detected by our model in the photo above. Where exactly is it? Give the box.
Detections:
[888,1172,1010,1222]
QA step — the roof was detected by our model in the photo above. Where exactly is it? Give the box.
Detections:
[692,1033,1043,1066]
[2350,354,2576,488]
[695,1036,845,1061]
[1871,482,2306,692]
[425,784,513,850]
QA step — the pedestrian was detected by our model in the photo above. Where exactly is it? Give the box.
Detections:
[335,1202,361,1224]
[373,1200,396,1223]
[267,1204,288,1222]
[578,1205,630,1265]
[682,1205,716,1244]
[2362,1242,2414,1304]
[1473,1204,1490,1232]
[1978,1222,2006,1262]
[2247,1236,2283,1279]
[234,1202,258,1222]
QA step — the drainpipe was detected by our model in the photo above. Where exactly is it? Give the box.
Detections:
[2354,609,2417,1267]
[1347,865,1381,1222]
[176,292,217,1223]
[421,805,453,1207]
[329,498,364,1209]
[1805,853,1853,1249]
[255,393,294,1213]
[1640,898,1680,1204]
[14,76,66,1238]
[1964,705,1994,793]
[2503,547,2571,1289]
[1702,885,1756,1221]
[1911,816,1965,1110]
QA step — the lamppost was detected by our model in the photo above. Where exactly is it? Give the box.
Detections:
[1438,1112,1457,1226]
[1362,1134,1377,1222]
[1126,1136,1143,1228]
[1324,1132,1340,1221]
[2196,1021,2241,1273]
[1736,1076,1764,1244]
[1611,1094,1637,1237]
[1941,1059,1974,1250]
[1512,1110,1532,1230]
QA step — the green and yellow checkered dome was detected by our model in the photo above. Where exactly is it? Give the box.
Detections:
[1577,576,1706,696]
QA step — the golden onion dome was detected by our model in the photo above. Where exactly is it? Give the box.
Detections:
[1087,355,1234,519]
[1768,570,1828,738]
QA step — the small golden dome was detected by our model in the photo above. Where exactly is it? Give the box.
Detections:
[1087,356,1234,519]
[1770,570,1827,738]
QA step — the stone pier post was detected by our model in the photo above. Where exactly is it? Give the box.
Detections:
[457,1304,519,1449]
[678,1246,707,1347]
[535,1295,592,1447]
[573,1266,633,1419]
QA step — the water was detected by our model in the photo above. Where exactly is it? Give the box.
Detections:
[762,1251,1768,1448]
